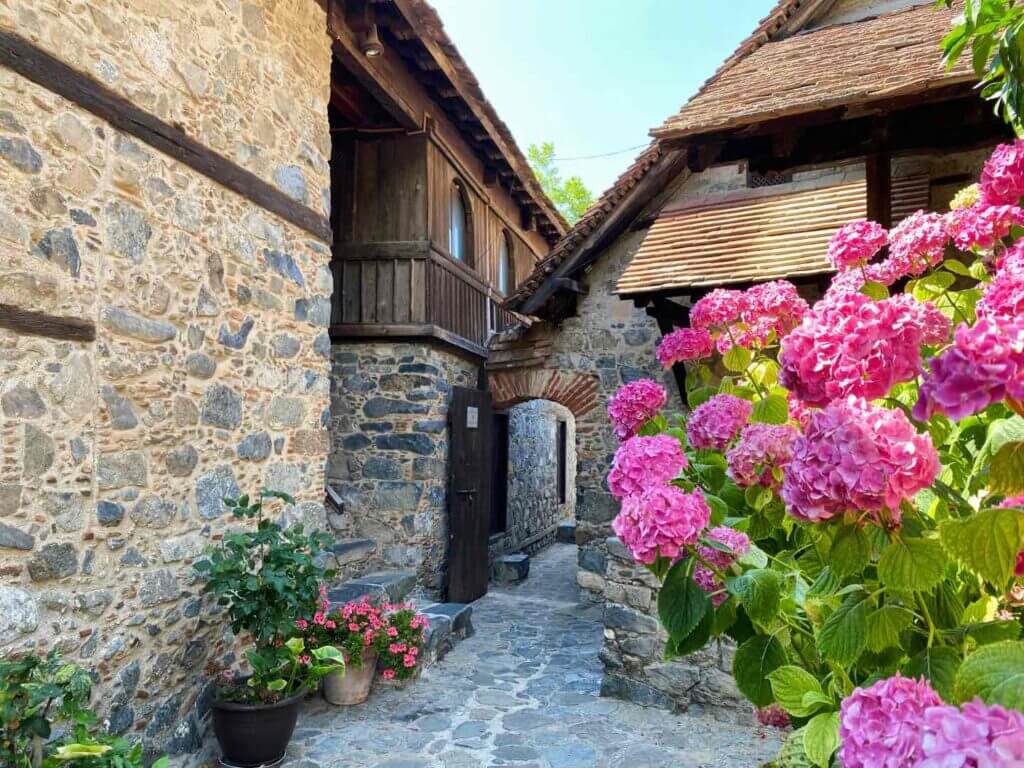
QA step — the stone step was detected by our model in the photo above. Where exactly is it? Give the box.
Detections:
[328,538,375,565]
[327,570,416,608]
[556,519,577,544]
[491,553,530,584]
[416,602,474,664]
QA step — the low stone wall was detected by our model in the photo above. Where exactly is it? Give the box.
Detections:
[327,341,479,595]
[489,399,575,561]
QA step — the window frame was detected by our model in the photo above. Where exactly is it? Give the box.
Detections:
[448,179,473,266]
[497,229,515,296]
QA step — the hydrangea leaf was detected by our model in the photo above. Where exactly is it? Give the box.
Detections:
[940,506,1024,586]
[904,645,961,703]
[990,441,1024,495]
[828,524,871,578]
[667,604,713,658]
[657,561,711,642]
[877,536,947,592]
[954,641,1024,709]
[803,711,840,768]
[777,728,814,768]
[817,593,869,666]
[723,345,753,373]
[733,635,788,707]
[859,280,889,300]
[751,394,789,425]
[767,665,828,717]
[726,568,782,623]
[865,605,915,652]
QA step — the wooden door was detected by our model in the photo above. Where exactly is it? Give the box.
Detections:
[447,386,493,603]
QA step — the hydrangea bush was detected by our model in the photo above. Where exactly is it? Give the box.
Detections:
[606,141,1024,767]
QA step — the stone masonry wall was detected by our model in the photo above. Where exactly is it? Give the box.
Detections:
[489,399,576,559]
[0,0,331,759]
[327,342,479,596]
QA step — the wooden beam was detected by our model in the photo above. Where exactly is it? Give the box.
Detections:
[551,277,586,295]
[329,322,487,359]
[0,28,331,243]
[646,298,689,402]
[0,304,96,342]
[866,120,891,227]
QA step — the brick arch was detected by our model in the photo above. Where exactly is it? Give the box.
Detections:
[489,369,600,417]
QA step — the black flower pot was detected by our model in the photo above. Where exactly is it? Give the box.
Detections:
[211,686,307,767]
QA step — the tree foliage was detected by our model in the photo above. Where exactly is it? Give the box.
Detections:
[527,142,595,224]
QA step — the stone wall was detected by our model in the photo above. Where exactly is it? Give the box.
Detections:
[489,399,576,559]
[327,341,480,595]
[0,0,331,759]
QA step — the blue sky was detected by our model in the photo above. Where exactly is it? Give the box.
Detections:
[430,0,774,197]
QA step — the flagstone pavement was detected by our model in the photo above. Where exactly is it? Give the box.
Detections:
[201,544,781,768]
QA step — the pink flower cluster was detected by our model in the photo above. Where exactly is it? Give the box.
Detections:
[980,138,1024,205]
[827,220,888,270]
[612,485,710,564]
[781,397,940,524]
[686,394,753,451]
[689,281,808,352]
[693,526,750,606]
[607,379,668,440]
[840,675,1024,768]
[977,252,1024,324]
[690,288,746,332]
[780,292,949,407]
[607,435,687,499]
[726,423,799,488]
[914,318,1024,421]
[656,327,714,367]
[945,203,1024,251]
[885,210,949,278]
[755,704,790,729]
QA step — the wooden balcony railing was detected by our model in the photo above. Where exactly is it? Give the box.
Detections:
[330,241,521,356]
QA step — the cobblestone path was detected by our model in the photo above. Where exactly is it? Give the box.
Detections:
[263,544,779,768]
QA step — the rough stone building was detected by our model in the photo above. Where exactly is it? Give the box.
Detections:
[0,0,579,758]
[507,0,1010,717]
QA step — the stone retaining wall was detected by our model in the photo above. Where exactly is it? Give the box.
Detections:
[0,0,332,758]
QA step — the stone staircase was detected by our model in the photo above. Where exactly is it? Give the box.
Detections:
[325,568,474,666]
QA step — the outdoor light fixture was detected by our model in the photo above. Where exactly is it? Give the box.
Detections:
[361,24,383,57]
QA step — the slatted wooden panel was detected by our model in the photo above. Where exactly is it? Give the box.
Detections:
[332,252,428,325]
[427,251,489,347]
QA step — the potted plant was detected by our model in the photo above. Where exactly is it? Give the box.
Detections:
[299,596,388,705]
[194,490,343,767]
[377,604,429,685]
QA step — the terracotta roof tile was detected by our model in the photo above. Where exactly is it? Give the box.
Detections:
[652,2,972,140]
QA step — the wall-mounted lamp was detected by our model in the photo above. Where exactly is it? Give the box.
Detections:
[361,24,383,57]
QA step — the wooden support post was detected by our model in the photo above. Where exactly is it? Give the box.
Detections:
[866,121,891,227]
[646,297,691,405]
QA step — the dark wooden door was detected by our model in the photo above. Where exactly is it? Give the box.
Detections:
[447,386,493,603]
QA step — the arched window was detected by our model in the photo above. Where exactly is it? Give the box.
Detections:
[497,231,514,295]
[449,181,471,263]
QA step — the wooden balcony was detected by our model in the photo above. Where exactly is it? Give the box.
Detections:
[329,240,519,358]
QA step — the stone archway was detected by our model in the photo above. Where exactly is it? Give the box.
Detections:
[489,368,600,417]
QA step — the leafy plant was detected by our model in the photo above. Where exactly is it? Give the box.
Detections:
[217,638,345,704]
[377,606,429,682]
[193,490,335,646]
[298,596,390,670]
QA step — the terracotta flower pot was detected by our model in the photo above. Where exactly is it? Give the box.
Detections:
[211,685,306,767]
[323,651,377,705]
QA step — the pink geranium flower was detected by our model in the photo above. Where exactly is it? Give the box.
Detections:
[607,435,687,499]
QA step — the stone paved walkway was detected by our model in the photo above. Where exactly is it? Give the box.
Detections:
[268,544,780,768]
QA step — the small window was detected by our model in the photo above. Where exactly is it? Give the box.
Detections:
[449,181,470,262]
[497,231,514,295]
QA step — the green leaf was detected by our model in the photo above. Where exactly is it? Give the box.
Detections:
[954,641,1024,708]
[859,280,889,300]
[817,593,869,666]
[738,543,769,569]
[751,394,789,425]
[943,257,973,276]
[152,758,170,768]
[658,561,712,642]
[940,506,1024,585]
[913,270,956,300]
[726,568,782,624]
[777,728,814,768]
[723,344,753,373]
[904,646,961,703]
[807,567,840,598]
[284,636,305,655]
[991,441,1024,495]
[865,605,914,652]
[877,536,947,592]
[733,635,788,707]
[668,604,714,657]
[312,645,346,665]
[829,525,871,578]
[967,620,1022,645]
[768,665,828,717]
[803,712,841,768]
[265,678,287,691]
[52,744,113,760]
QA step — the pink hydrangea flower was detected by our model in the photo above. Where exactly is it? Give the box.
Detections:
[690,289,747,332]
[980,138,1024,205]
[607,435,687,499]
[945,203,1024,251]
[787,392,814,429]
[827,220,888,270]
[839,676,943,768]
[692,564,725,605]
[612,486,711,564]
[693,527,750,606]
[607,379,668,440]
[883,210,949,279]
[918,699,1024,767]
[977,261,1024,324]
[657,328,714,367]
[914,319,1024,421]
[737,280,809,348]
[780,292,949,407]
[686,394,752,451]
[726,423,799,488]
[782,397,940,524]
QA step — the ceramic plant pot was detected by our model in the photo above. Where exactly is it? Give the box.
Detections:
[211,686,306,767]
[323,651,377,705]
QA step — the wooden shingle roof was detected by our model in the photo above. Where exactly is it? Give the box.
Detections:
[652,2,972,141]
